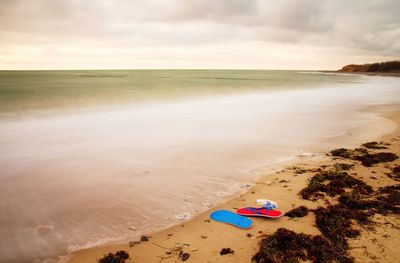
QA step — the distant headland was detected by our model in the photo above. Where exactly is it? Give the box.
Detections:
[337,60,400,76]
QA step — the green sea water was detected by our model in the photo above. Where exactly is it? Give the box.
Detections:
[0,70,359,115]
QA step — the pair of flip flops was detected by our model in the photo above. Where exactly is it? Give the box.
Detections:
[236,206,282,218]
[256,199,278,209]
[210,200,282,229]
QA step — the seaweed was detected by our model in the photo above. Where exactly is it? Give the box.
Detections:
[330,148,367,159]
[330,148,352,158]
[333,163,354,171]
[330,147,398,167]
[252,228,353,263]
[355,152,398,167]
[376,184,400,211]
[220,248,234,255]
[387,165,400,180]
[339,189,400,215]
[300,171,372,200]
[362,141,388,149]
[314,205,371,249]
[284,206,309,218]
[98,250,129,263]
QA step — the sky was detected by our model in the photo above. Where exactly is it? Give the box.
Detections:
[0,0,399,70]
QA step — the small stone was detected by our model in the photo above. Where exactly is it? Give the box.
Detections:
[181,252,190,261]
[200,235,207,239]
[246,233,253,238]
[370,176,377,180]
[140,235,150,242]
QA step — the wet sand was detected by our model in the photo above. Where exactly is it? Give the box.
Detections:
[70,105,400,262]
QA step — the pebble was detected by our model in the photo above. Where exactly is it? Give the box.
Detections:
[140,235,150,241]
[220,248,234,255]
[181,252,190,261]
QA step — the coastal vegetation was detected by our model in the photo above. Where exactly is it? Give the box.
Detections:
[338,61,400,73]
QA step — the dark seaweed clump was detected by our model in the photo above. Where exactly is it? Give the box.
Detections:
[314,205,371,249]
[313,184,400,252]
[355,152,398,167]
[330,148,367,159]
[299,170,372,200]
[252,228,353,263]
[284,206,309,218]
[333,163,354,171]
[220,248,234,255]
[387,165,400,180]
[362,141,388,149]
[338,185,400,215]
[98,250,129,263]
[330,147,398,167]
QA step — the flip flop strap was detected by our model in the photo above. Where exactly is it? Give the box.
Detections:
[248,207,267,215]
[264,202,274,210]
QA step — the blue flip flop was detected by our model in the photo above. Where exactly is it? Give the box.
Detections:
[210,210,253,229]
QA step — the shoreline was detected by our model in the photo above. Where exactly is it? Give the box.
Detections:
[69,104,400,263]
[323,70,400,77]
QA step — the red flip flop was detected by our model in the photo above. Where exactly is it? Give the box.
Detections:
[236,207,282,218]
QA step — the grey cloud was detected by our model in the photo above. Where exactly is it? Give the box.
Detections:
[0,0,399,69]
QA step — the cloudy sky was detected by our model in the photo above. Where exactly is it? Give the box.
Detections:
[0,0,399,70]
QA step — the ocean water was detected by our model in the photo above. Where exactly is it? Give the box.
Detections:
[0,70,399,262]
[0,70,358,116]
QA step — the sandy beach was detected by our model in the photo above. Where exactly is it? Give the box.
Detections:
[2,72,399,263]
[69,104,400,263]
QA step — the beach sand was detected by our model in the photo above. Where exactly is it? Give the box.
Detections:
[69,105,400,263]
